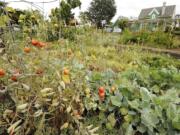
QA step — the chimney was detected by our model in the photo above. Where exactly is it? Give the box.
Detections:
[162,2,166,16]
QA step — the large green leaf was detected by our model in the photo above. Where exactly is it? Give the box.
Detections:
[140,87,151,102]
[125,124,134,135]
[137,124,147,133]
[0,15,9,27]
[166,104,176,120]
[107,113,116,127]
[110,95,122,107]
[141,109,159,131]
[172,115,180,130]
[128,99,140,110]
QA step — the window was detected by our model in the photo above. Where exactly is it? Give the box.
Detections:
[152,14,156,19]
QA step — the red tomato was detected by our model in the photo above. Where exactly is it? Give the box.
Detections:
[24,47,31,53]
[99,92,105,97]
[63,69,69,75]
[31,39,39,46]
[11,75,18,82]
[0,69,5,77]
[37,42,46,48]
[98,87,105,94]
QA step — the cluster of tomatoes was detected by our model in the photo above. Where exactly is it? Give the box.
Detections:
[24,39,47,53]
[98,86,116,101]
[31,39,46,48]
[98,87,105,101]
[0,68,69,82]
[0,68,21,82]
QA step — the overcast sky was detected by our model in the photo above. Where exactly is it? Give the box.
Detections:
[5,0,180,21]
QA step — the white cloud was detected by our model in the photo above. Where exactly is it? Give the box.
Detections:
[4,0,180,21]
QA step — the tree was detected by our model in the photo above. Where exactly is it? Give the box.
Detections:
[49,0,81,25]
[88,0,116,28]
[79,11,90,25]
[0,1,7,15]
[114,18,129,30]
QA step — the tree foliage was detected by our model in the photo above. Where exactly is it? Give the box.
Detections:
[0,1,7,15]
[114,18,129,30]
[49,0,81,25]
[79,11,90,25]
[88,0,116,28]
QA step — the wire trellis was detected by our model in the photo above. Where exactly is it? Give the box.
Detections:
[0,0,61,71]
[0,0,79,47]
[0,0,60,43]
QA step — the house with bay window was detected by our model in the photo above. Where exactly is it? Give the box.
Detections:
[130,2,179,31]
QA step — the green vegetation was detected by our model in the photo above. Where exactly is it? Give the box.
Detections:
[0,3,180,135]
[114,18,129,30]
[119,29,180,49]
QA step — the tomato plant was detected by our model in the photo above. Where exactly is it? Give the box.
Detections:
[0,12,179,135]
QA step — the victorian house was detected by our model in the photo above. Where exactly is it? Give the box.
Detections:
[131,2,179,31]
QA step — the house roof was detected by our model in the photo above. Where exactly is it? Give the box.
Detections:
[139,5,176,19]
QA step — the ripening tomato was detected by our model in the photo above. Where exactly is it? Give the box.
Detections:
[0,69,5,77]
[110,86,116,93]
[99,92,105,101]
[11,75,17,82]
[31,39,39,46]
[24,47,31,53]
[98,87,105,100]
[36,69,43,75]
[99,92,105,97]
[38,42,46,48]
[98,87,105,94]
[63,68,69,75]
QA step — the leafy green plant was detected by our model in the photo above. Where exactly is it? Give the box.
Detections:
[150,30,173,48]
[119,29,179,48]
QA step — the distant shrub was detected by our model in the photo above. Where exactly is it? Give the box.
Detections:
[46,26,77,42]
[119,29,178,48]
[150,30,173,48]
[172,36,180,48]
[119,29,138,44]
[61,27,77,41]
[136,30,150,44]
[119,29,150,45]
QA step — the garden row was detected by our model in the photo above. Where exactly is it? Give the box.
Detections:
[0,31,179,134]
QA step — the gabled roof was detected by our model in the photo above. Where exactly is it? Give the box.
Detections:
[139,5,176,20]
